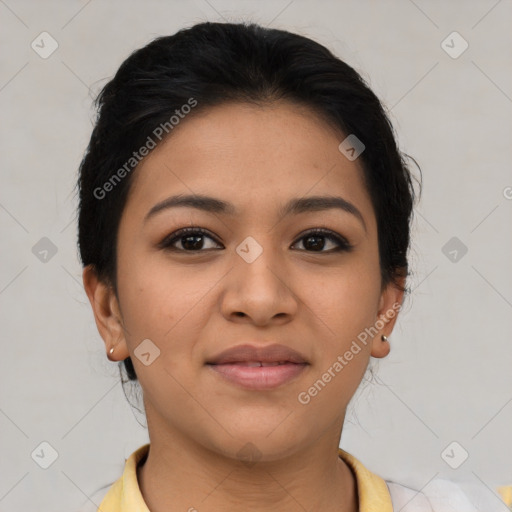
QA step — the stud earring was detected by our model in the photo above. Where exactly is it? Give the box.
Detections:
[381,335,388,342]
[107,346,116,360]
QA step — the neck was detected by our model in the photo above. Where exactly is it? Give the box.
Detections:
[137,422,358,512]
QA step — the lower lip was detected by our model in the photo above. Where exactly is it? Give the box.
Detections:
[207,362,308,390]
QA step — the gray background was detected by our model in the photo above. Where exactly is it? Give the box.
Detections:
[0,0,511,510]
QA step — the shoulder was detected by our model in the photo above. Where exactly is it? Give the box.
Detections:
[74,444,150,512]
[386,478,506,512]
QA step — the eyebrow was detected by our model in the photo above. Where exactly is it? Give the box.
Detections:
[144,193,367,232]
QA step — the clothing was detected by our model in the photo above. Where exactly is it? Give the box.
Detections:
[78,443,506,511]
[497,485,512,509]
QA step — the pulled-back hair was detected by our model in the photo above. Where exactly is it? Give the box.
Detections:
[77,21,420,382]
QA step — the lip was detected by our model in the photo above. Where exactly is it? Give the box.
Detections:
[206,343,309,390]
[206,343,308,365]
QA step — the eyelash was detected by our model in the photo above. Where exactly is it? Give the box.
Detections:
[159,227,353,254]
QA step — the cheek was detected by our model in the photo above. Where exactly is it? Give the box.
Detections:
[295,271,378,416]
[116,253,215,377]
[303,260,381,338]
[117,249,198,334]
[298,262,381,406]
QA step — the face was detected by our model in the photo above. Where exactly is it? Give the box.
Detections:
[85,101,403,462]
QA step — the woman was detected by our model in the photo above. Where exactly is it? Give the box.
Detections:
[76,21,495,512]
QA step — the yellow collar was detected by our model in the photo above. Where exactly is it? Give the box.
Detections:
[98,443,393,511]
[337,447,393,511]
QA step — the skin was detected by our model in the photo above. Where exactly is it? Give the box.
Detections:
[83,100,405,512]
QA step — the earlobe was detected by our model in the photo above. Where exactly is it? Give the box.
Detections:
[371,334,391,358]
[370,276,406,358]
[82,265,130,361]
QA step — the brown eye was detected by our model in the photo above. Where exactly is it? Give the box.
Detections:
[160,228,222,252]
[159,227,352,254]
[291,229,353,253]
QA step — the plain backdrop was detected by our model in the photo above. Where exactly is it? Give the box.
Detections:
[0,1,511,510]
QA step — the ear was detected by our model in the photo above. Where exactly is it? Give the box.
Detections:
[82,265,130,361]
[370,274,406,359]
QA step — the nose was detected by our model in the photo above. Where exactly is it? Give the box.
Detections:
[220,241,298,327]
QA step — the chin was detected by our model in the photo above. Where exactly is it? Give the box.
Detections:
[207,426,306,463]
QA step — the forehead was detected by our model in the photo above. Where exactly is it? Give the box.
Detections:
[123,101,375,226]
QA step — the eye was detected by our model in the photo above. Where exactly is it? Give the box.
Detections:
[159,227,222,252]
[291,228,353,253]
[159,227,353,254]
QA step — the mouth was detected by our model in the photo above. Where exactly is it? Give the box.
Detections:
[205,343,309,390]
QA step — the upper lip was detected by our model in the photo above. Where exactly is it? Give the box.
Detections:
[206,343,309,365]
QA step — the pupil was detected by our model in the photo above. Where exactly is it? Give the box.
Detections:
[183,235,203,250]
[305,235,324,251]
[179,234,328,251]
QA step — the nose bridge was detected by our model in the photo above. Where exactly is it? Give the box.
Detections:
[235,233,286,291]
[221,232,297,323]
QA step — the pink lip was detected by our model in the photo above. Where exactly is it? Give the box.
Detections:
[206,343,309,390]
